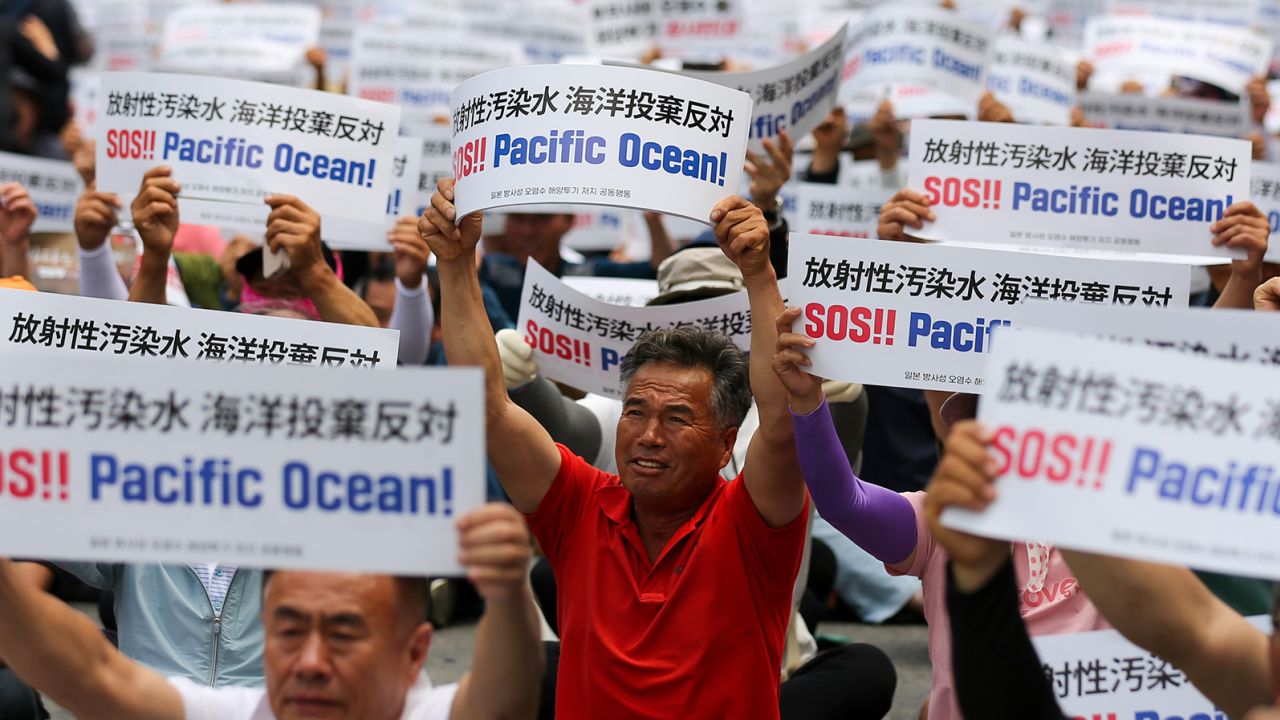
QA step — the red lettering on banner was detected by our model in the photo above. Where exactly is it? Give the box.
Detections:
[991,426,1112,490]
[358,87,395,103]
[0,448,70,502]
[525,320,592,367]
[105,129,157,160]
[923,176,1002,209]
[804,303,896,346]
[453,137,487,179]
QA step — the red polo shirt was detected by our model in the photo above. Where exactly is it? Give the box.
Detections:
[526,444,808,720]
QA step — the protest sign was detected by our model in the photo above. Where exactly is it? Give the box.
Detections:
[348,24,526,132]
[516,261,751,397]
[97,72,401,228]
[417,123,453,216]
[466,2,590,64]
[386,135,423,224]
[450,63,752,223]
[1084,16,1271,96]
[1016,302,1280,370]
[786,233,1189,393]
[70,70,101,138]
[1078,92,1250,140]
[943,327,1280,581]
[907,119,1252,262]
[1250,160,1280,262]
[563,276,659,307]
[588,0,660,57]
[561,208,642,252]
[0,352,481,575]
[987,36,1075,126]
[0,153,83,234]
[790,183,891,238]
[0,287,398,369]
[657,0,745,58]
[681,23,844,151]
[1105,0,1259,26]
[157,4,321,84]
[842,6,994,111]
[1032,617,1271,717]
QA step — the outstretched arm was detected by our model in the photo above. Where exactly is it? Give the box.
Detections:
[127,166,180,305]
[1061,550,1271,719]
[449,504,543,720]
[0,558,182,720]
[265,194,378,327]
[420,179,561,513]
[714,197,806,527]
[0,182,36,280]
[1211,201,1269,310]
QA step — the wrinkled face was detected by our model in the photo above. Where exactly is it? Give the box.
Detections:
[363,279,396,328]
[264,572,430,720]
[615,362,737,509]
[503,213,573,267]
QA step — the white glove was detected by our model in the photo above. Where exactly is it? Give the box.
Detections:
[496,328,538,390]
[821,379,863,404]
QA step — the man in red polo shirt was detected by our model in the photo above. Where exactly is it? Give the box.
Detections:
[421,178,809,719]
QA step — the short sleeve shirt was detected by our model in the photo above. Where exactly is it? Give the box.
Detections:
[526,444,809,720]
[169,675,456,720]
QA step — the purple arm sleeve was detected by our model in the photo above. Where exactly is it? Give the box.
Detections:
[792,398,918,565]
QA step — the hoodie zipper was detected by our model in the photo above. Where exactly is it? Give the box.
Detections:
[187,566,222,687]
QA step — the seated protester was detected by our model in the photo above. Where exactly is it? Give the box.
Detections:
[804,101,903,188]
[478,208,672,323]
[123,166,378,327]
[927,418,1280,720]
[0,180,36,280]
[354,216,435,364]
[496,245,874,677]
[423,180,894,719]
[0,504,544,720]
[928,422,1071,720]
[773,302,1109,720]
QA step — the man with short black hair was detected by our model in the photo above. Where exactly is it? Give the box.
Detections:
[0,503,543,720]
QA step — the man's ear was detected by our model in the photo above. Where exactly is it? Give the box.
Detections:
[407,622,433,678]
[718,426,739,469]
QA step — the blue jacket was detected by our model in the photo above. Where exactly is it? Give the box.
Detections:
[56,563,263,687]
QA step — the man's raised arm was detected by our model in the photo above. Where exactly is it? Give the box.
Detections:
[419,178,561,513]
[713,196,807,528]
[0,558,182,720]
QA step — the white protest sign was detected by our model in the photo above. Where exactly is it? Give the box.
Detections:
[0,153,84,234]
[1032,617,1271,717]
[786,233,1189,393]
[1254,162,1280,263]
[348,24,526,132]
[1084,16,1270,96]
[516,261,751,397]
[658,0,745,58]
[944,327,1280,581]
[681,24,844,151]
[97,72,401,227]
[1105,0,1260,27]
[157,4,321,84]
[0,288,398,369]
[1078,92,1250,139]
[386,136,424,224]
[450,64,751,223]
[987,36,1075,126]
[417,124,453,217]
[467,2,590,64]
[561,208,642,252]
[907,119,1252,262]
[790,183,890,238]
[587,0,660,57]
[1007,302,1280,376]
[563,276,659,307]
[70,70,101,138]
[842,6,994,110]
[0,353,481,575]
